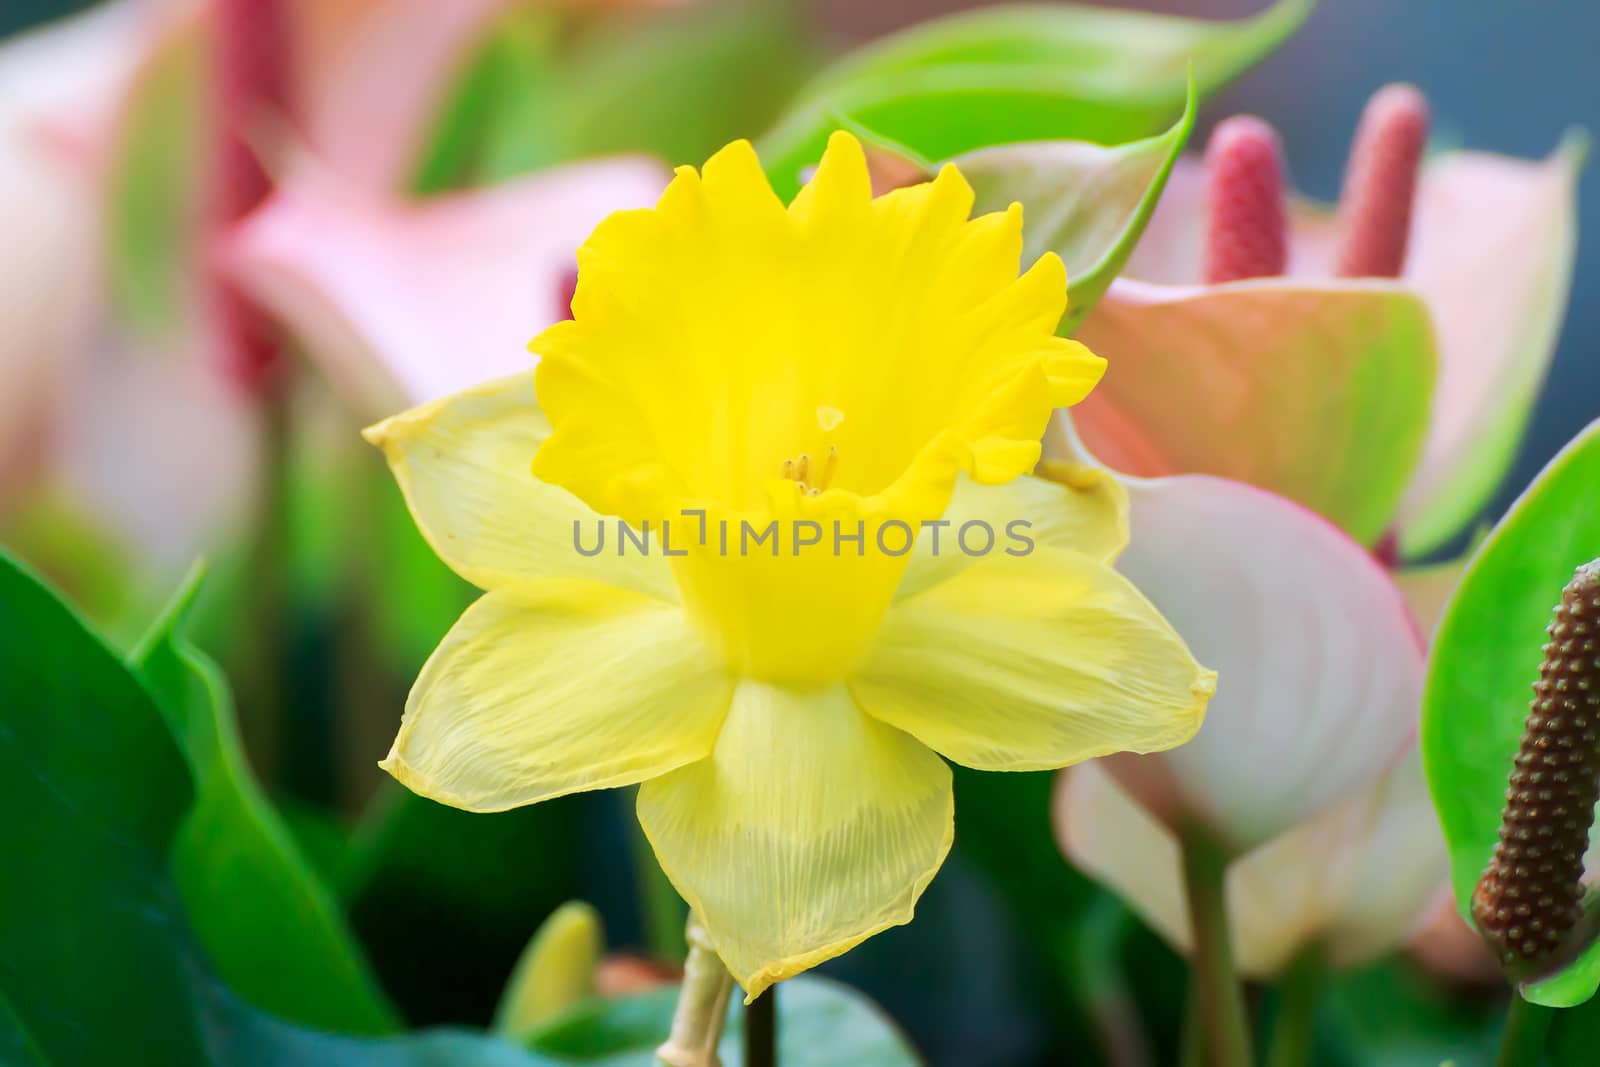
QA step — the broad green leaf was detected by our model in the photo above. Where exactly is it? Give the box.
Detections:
[414,1,819,189]
[956,77,1194,329]
[0,548,203,1063]
[106,25,203,337]
[129,564,398,1032]
[541,2,817,170]
[0,546,567,1065]
[1420,418,1600,1007]
[1320,960,1501,1067]
[758,0,1312,198]
[528,977,921,1066]
[495,902,604,1040]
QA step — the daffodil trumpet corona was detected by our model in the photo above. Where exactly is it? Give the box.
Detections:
[365,131,1215,998]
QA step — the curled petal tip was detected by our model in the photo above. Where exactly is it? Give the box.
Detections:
[1202,115,1288,284]
[1334,83,1431,278]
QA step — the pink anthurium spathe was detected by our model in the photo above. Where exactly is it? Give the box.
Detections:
[1073,85,1580,558]
[1046,418,1443,971]
[0,2,149,499]
[222,156,670,415]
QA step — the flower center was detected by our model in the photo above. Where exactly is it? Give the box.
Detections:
[779,446,838,496]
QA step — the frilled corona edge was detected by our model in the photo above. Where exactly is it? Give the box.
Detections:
[1473,560,1600,970]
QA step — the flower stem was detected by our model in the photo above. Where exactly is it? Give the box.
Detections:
[657,914,735,1067]
[1180,828,1253,1067]
[745,985,776,1067]
[1495,995,1552,1067]
[1179,979,1206,1067]
[1265,945,1324,1067]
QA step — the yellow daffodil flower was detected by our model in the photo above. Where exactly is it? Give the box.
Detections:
[364,131,1215,997]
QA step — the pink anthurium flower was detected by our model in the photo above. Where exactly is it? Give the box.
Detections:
[1073,85,1581,559]
[0,3,146,499]
[3,0,656,581]
[1047,418,1444,972]
[222,156,670,415]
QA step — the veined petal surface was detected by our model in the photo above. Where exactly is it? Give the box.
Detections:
[638,681,953,998]
[363,371,676,600]
[855,547,1210,771]
[384,579,733,812]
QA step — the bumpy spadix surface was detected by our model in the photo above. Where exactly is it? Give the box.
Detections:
[366,131,1213,997]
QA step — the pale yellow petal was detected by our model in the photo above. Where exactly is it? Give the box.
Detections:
[637,681,953,999]
[856,548,1211,771]
[383,580,733,812]
[362,371,676,600]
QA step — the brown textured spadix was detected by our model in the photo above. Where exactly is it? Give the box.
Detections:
[1473,560,1600,969]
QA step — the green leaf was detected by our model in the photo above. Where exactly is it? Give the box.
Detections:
[758,0,1312,198]
[1420,418,1600,1007]
[409,10,566,192]
[0,548,204,1063]
[955,75,1194,329]
[414,1,820,189]
[0,546,567,1065]
[541,2,818,171]
[128,564,399,1032]
[528,977,921,1066]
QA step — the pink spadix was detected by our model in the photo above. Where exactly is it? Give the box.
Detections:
[1202,116,1288,284]
[1334,84,1430,279]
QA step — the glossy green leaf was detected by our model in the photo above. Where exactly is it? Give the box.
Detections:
[0,546,571,1065]
[1420,418,1600,1007]
[758,0,1312,198]
[0,548,203,1063]
[955,77,1194,329]
[129,564,398,1032]
[495,902,604,1040]
[528,976,921,1066]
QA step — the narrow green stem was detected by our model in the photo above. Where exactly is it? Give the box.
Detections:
[745,985,776,1067]
[1265,945,1325,1067]
[657,914,735,1067]
[1181,829,1253,1067]
[628,788,688,962]
[1495,994,1552,1067]
[1180,978,1207,1067]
